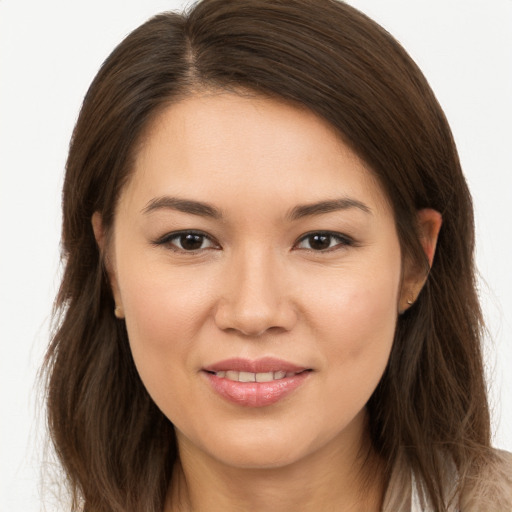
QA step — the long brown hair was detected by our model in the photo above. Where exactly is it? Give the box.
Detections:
[43,1,493,510]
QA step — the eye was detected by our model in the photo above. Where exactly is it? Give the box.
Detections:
[153,231,219,252]
[295,231,353,251]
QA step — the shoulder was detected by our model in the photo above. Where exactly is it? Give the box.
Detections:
[383,449,512,511]
[459,449,512,511]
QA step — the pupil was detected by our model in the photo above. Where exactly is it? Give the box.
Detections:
[181,234,203,250]
[310,234,330,250]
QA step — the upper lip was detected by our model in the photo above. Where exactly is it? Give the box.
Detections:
[203,357,310,374]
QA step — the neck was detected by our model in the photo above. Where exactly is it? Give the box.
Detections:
[165,411,385,512]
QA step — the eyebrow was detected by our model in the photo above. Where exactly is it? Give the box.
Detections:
[142,196,223,219]
[287,198,372,221]
[141,195,371,220]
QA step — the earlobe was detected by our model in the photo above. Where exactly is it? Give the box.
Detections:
[399,208,442,313]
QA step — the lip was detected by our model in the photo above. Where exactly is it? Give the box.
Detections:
[202,357,312,407]
[203,357,308,374]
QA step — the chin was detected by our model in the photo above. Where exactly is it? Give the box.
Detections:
[191,421,330,470]
[212,441,307,470]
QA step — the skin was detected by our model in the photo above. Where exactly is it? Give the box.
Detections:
[93,92,441,512]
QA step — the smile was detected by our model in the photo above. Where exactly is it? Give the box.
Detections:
[212,370,302,382]
[202,358,312,407]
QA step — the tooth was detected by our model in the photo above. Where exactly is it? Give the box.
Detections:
[256,372,274,382]
[220,370,293,382]
[239,371,256,382]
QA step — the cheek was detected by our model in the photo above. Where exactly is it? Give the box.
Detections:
[119,254,214,341]
[332,266,398,366]
[305,257,400,347]
[339,278,398,352]
[303,261,400,425]
[116,257,216,408]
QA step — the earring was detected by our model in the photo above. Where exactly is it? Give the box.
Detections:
[114,305,124,319]
[398,297,415,315]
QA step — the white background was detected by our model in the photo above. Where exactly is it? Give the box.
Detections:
[1,1,511,510]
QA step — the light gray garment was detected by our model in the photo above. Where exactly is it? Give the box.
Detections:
[383,450,512,512]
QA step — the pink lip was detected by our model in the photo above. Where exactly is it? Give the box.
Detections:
[203,357,308,374]
[202,357,312,408]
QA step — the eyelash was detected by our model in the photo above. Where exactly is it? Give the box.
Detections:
[152,231,220,252]
[152,230,355,253]
[295,231,355,252]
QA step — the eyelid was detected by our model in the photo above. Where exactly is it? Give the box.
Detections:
[152,229,354,253]
[152,230,221,252]
[294,231,355,251]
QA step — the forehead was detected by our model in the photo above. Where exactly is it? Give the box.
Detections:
[123,91,392,217]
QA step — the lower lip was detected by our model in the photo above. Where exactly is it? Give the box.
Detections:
[203,371,310,407]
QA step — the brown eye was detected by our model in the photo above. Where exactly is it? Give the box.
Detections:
[154,231,218,252]
[296,232,352,251]
[307,234,331,250]
[179,233,207,251]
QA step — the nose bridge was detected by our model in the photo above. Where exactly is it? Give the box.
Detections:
[236,245,277,306]
[215,243,295,336]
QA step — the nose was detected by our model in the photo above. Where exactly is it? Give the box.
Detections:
[214,248,298,337]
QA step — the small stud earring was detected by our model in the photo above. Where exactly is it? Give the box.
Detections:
[114,305,124,319]
[407,299,414,305]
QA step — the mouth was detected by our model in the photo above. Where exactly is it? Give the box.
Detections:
[203,356,311,374]
[205,369,311,383]
[202,358,313,407]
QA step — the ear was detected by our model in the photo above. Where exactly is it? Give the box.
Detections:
[399,208,442,313]
[91,212,124,318]
[91,211,107,253]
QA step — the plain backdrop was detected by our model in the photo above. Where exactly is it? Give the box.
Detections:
[1,0,511,510]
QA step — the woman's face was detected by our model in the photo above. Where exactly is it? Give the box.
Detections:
[102,92,410,469]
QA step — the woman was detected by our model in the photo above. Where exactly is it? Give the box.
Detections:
[42,0,512,510]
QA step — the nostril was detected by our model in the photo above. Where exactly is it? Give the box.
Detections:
[213,297,298,337]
